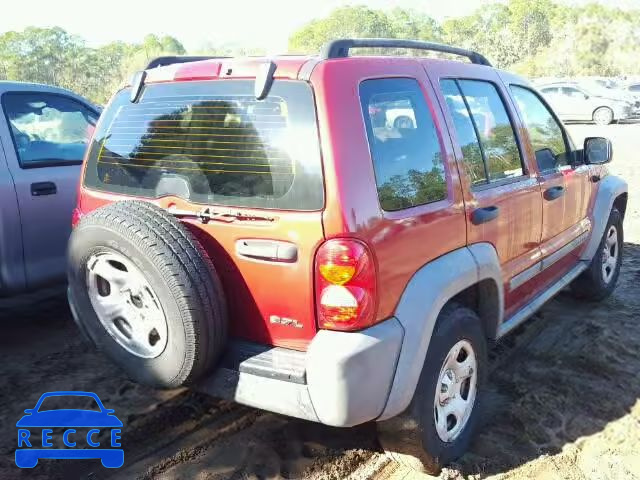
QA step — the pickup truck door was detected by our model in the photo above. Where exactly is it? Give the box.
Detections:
[560,86,592,120]
[0,90,97,290]
[0,141,26,293]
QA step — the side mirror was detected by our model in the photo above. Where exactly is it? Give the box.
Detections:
[584,137,612,165]
[583,94,590,100]
[24,409,34,414]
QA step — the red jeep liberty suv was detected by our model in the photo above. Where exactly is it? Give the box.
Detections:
[67,39,628,473]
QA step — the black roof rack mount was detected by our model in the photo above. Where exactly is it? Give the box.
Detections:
[319,38,492,66]
[145,56,230,70]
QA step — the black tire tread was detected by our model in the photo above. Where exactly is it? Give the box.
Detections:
[73,201,227,386]
[571,207,622,302]
[377,302,486,475]
[109,201,227,366]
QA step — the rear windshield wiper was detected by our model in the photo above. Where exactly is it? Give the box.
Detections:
[167,206,275,224]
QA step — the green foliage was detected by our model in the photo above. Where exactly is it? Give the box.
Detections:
[289,2,640,76]
[288,6,442,53]
[0,1,639,106]
[0,29,187,104]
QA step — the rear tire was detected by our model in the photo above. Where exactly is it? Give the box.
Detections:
[378,304,487,474]
[68,201,227,388]
[593,107,614,126]
[571,207,623,302]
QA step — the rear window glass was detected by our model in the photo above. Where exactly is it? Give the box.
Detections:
[84,80,323,210]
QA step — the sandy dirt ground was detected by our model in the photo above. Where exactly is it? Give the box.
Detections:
[0,123,638,480]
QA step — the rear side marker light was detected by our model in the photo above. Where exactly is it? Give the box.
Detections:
[315,239,377,331]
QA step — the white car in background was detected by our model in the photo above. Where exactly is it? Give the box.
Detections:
[538,82,638,125]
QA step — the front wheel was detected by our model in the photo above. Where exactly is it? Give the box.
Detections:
[377,304,487,474]
[571,207,623,301]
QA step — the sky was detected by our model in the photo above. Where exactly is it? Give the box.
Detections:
[2,0,639,52]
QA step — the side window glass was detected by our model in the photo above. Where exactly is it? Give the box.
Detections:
[2,93,97,168]
[440,80,487,185]
[562,87,585,99]
[360,78,447,211]
[457,80,524,183]
[511,85,570,172]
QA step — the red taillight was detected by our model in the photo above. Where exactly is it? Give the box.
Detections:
[315,239,377,331]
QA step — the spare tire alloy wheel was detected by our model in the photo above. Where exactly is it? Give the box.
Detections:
[87,251,168,359]
[434,340,478,442]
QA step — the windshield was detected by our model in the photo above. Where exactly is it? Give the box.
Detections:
[84,80,324,210]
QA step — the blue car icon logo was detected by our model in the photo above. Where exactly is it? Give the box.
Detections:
[16,391,123,468]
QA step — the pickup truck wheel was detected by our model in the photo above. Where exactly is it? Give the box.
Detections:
[593,107,614,126]
[377,304,487,474]
[68,201,227,388]
[571,207,623,301]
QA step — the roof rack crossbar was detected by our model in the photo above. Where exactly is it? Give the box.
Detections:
[319,38,492,66]
[145,56,230,70]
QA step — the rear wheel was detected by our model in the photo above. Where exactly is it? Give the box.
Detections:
[68,201,227,388]
[378,304,487,474]
[571,207,623,301]
[593,107,614,126]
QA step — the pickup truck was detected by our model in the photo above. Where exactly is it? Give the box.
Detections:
[0,82,99,296]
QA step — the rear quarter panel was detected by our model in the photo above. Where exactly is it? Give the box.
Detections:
[310,58,466,321]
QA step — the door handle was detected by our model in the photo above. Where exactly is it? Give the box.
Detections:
[31,181,57,196]
[471,206,499,225]
[544,186,565,201]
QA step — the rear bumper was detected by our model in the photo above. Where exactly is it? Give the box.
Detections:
[69,284,404,427]
[199,318,404,427]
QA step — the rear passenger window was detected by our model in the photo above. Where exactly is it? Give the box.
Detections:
[440,79,524,185]
[457,80,524,183]
[440,80,487,185]
[360,78,446,211]
[510,85,570,172]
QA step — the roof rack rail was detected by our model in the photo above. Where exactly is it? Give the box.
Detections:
[319,38,492,66]
[145,56,230,70]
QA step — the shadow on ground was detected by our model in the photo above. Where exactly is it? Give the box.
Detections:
[0,245,638,479]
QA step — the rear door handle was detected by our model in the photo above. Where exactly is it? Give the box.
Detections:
[471,206,499,225]
[544,186,565,201]
[31,181,57,196]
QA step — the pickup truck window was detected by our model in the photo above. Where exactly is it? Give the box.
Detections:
[360,78,446,211]
[510,85,570,172]
[2,93,97,168]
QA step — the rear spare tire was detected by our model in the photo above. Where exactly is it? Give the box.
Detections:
[68,201,227,388]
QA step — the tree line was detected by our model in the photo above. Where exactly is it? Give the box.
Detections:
[0,1,638,104]
[289,1,640,78]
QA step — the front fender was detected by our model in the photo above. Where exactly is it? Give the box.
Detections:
[378,243,503,420]
[582,174,627,262]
